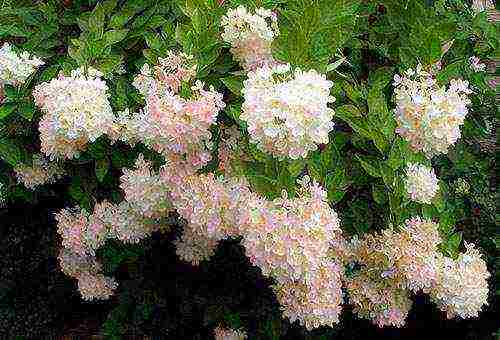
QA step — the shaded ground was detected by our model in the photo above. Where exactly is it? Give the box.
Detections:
[0,197,497,339]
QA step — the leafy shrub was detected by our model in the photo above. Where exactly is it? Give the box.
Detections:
[0,0,497,337]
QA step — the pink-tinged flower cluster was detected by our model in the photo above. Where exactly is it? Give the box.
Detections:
[430,242,490,319]
[405,162,439,204]
[344,217,490,327]
[240,177,345,328]
[56,207,105,257]
[117,55,225,167]
[345,270,412,328]
[350,217,442,295]
[174,226,220,266]
[393,65,472,157]
[242,177,342,282]
[469,56,486,72]
[241,64,335,159]
[77,272,119,301]
[56,198,163,300]
[221,5,279,71]
[132,50,197,96]
[58,248,118,301]
[167,172,253,241]
[120,154,172,219]
[33,67,115,159]
[0,43,44,86]
[14,154,64,190]
[213,325,247,340]
[273,259,343,330]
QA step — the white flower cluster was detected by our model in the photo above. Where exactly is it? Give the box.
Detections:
[33,67,115,159]
[241,63,335,159]
[132,50,197,95]
[405,162,439,204]
[213,325,247,340]
[393,65,472,157]
[469,56,486,72]
[0,43,44,87]
[430,242,490,319]
[221,5,279,70]
[14,154,64,190]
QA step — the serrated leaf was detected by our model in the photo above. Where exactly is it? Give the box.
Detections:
[104,29,129,46]
[287,159,305,178]
[355,155,382,178]
[0,104,16,120]
[221,76,244,96]
[326,168,347,204]
[368,67,394,90]
[335,104,372,139]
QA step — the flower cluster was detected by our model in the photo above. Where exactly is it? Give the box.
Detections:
[14,154,64,190]
[405,162,439,204]
[344,217,490,327]
[242,177,345,328]
[132,50,197,96]
[33,67,115,159]
[174,225,220,266]
[0,43,44,87]
[58,248,118,301]
[167,172,252,241]
[213,325,247,340]
[393,65,472,157]
[430,242,490,319]
[221,5,279,71]
[345,270,412,328]
[56,197,163,300]
[116,56,225,167]
[241,64,335,159]
[119,154,172,219]
[243,178,342,281]
[471,0,495,13]
[469,56,486,72]
[273,259,343,330]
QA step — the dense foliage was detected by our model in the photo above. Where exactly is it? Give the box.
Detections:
[0,0,497,338]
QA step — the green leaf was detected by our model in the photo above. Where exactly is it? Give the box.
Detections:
[367,86,394,140]
[18,102,36,121]
[95,157,110,182]
[355,155,382,178]
[221,76,245,96]
[368,67,394,90]
[88,4,106,35]
[326,168,347,204]
[387,137,409,170]
[0,138,22,166]
[0,104,16,120]
[104,29,129,46]
[372,183,387,205]
[287,159,305,178]
[335,104,372,139]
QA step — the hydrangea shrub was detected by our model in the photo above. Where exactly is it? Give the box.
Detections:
[0,0,497,336]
